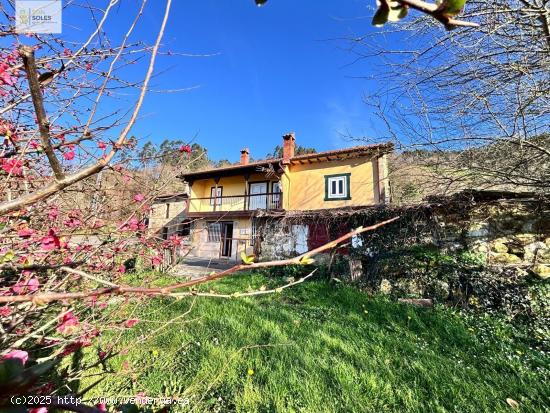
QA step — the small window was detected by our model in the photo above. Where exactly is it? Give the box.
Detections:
[165,203,170,219]
[324,174,351,201]
[161,226,169,240]
[178,220,191,237]
[210,186,223,206]
[207,222,221,242]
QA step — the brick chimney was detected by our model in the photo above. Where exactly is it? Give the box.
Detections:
[240,148,250,165]
[282,132,295,164]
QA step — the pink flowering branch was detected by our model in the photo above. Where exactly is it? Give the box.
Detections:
[0,0,174,215]
[0,217,399,304]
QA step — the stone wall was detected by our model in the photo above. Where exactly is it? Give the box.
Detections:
[350,191,548,344]
[425,195,550,273]
[148,195,188,237]
[257,191,550,272]
[255,221,309,259]
[256,191,549,338]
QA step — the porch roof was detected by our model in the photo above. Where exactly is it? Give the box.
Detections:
[178,158,282,182]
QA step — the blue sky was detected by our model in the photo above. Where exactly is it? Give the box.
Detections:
[128,0,389,162]
[12,1,400,162]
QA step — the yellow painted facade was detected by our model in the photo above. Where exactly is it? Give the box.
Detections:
[182,152,388,259]
[188,173,280,213]
[286,158,377,210]
[188,156,379,213]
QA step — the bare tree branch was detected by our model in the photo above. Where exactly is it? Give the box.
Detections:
[0,217,399,304]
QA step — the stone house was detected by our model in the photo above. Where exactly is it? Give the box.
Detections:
[177,133,393,260]
[147,192,190,240]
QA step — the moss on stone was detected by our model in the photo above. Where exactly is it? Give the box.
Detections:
[531,264,550,280]
[490,252,522,264]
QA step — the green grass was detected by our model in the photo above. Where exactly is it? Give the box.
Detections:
[71,272,549,412]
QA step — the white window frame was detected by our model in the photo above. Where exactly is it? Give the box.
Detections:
[326,175,348,199]
[250,219,258,246]
[210,186,223,206]
[207,222,221,242]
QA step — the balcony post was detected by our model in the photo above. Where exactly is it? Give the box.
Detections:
[186,180,193,213]
[243,174,249,210]
[213,177,220,212]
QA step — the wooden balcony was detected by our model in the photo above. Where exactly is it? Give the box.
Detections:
[187,192,283,217]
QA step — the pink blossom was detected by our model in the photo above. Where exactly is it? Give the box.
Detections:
[97,141,107,150]
[10,282,24,294]
[63,150,75,161]
[63,48,72,57]
[61,340,88,356]
[57,310,79,335]
[11,277,39,294]
[117,264,126,274]
[0,119,14,135]
[124,217,139,231]
[124,319,139,328]
[41,229,61,250]
[86,63,93,71]
[63,217,81,228]
[0,59,17,89]
[151,255,162,266]
[17,227,34,238]
[133,194,145,202]
[47,207,59,220]
[27,277,39,292]
[2,349,28,365]
[98,350,107,360]
[0,306,11,317]
[29,408,48,413]
[179,144,192,153]
[1,158,24,176]
[168,235,183,246]
[96,403,107,412]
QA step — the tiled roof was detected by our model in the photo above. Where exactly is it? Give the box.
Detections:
[178,142,393,180]
[289,143,393,164]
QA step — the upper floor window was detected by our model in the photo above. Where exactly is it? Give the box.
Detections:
[271,181,281,208]
[324,173,351,201]
[210,186,223,206]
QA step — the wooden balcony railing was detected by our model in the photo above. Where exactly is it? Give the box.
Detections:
[188,192,283,213]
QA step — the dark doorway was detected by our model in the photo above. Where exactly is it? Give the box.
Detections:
[221,222,233,257]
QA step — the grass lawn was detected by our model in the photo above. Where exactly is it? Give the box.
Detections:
[71,271,549,413]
